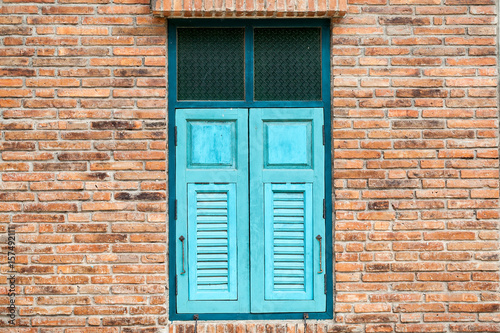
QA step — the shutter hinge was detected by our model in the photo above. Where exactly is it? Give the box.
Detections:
[174,200,177,220]
[323,199,326,219]
[194,315,199,333]
[174,126,177,146]
[324,274,327,294]
[322,125,325,145]
[175,275,178,295]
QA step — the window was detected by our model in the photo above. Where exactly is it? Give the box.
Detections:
[168,20,332,320]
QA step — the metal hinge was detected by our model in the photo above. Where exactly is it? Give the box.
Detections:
[174,126,177,146]
[174,200,177,220]
[324,274,327,294]
[322,125,325,145]
[175,275,178,295]
[323,199,326,219]
[194,315,199,333]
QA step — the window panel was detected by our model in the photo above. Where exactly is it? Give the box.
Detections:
[254,28,322,101]
[177,28,245,101]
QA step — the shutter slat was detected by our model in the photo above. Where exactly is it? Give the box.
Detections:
[197,231,228,238]
[197,262,228,268]
[274,254,305,262]
[197,253,227,259]
[197,269,229,276]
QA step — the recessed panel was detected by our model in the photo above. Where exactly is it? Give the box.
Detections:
[187,184,237,301]
[188,121,235,168]
[265,122,312,168]
[264,183,313,300]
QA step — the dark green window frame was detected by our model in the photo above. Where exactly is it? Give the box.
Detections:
[168,19,333,321]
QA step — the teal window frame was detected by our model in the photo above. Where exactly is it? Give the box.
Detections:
[168,19,333,320]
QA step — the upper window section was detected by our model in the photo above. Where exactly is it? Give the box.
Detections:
[175,25,322,102]
[254,28,321,101]
[177,28,245,101]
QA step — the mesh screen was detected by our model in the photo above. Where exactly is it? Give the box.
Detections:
[254,28,322,101]
[177,28,245,101]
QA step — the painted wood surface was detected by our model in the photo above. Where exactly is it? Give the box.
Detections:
[250,108,325,313]
[176,109,249,313]
[176,108,325,314]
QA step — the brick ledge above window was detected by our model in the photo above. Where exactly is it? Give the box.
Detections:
[151,0,347,17]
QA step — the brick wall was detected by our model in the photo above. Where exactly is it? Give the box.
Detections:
[0,1,170,330]
[0,0,498,332]
[331,0,499,332]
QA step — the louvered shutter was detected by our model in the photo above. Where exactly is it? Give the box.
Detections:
[176,109,250,313]
[249,108,325,313]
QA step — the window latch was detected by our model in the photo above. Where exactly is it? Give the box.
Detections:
[179,235,186,275]
[316,235,323,274]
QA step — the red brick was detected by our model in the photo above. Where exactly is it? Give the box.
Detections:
[82,17,134,25]
[449,304,500,313]
[345,314,398,324]
[81,36,135,45]
[395,324,445,332]
[354,303,391,313]
[362,273,414,282]
[450,324,500,332]
[31,317,86,326]
[98,5,150,15]
[58,88,110,97]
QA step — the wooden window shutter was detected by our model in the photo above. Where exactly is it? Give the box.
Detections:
[249,108,326,313]
[175,109,250,313]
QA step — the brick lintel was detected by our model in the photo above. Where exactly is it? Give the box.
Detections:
[151,0,347,18]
